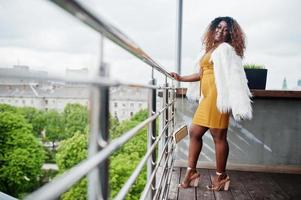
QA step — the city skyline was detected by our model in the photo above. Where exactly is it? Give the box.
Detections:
[0,66,151,121]
[0,0,300,90]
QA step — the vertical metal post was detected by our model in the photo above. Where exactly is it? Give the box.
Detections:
[157,76,169,198]
[147,68,157,199]
[88,35,109,200]
[160,86,176,199]
[163,77,169,163]
[99,67,110,200]
[172,87,176,134]
[176,0,183,88]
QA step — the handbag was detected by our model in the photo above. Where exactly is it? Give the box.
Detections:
[173,88,188,143]
[173,124,188,143]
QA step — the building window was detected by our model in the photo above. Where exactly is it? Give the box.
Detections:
[114,102,118,108]
[22,99,26,104]
[130,112,133,117]
[15,99,18,103]
[130,103,134,107]
[45,100,48,105]
[123,103,126,107]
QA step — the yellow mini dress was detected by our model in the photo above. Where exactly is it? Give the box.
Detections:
[191,51,230,129]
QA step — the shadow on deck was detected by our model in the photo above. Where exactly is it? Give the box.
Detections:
[168,167,301,200]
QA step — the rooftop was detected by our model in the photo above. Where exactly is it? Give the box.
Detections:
[168,167,301,200]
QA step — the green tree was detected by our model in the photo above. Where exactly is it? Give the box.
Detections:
[109,113,119,136]
[63,104,88,138]
[54,109,149,200]
[55,132,88,200]
[0,111,45,198]
[44,110,64,147]
[17,106,47,137]
[0,103,17,113]
[109,109,148,200]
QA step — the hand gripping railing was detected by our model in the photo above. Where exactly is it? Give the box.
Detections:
[24,0,178,200]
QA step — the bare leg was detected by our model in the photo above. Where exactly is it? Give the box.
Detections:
[207,128,230,190]
[210,128,229,173]
[179,124,208,188]
[188,124,209,168]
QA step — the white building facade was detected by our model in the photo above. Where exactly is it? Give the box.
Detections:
[0,66,161,121]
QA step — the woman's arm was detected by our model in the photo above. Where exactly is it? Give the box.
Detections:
[170,71,201,82]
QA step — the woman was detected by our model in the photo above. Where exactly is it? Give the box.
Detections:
[171,16,252,191]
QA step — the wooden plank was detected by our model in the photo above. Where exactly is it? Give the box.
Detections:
[241,171,290,199]
[168,167,181,200]
[270,172,301,200]
[168,168,301,200]
[227,170,253,200]
[208,169,234,200]
[196,168,215,200]
[177,167,196,200]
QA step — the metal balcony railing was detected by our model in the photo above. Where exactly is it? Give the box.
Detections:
[22,0,178,199]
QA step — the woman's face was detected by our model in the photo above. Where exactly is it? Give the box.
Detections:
[214,21,229,43]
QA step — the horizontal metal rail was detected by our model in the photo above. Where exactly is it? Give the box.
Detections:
[5,73,174,90]
[50,0,174,79]
[18,1,180,199]
[162,156,176,200]
[114,118,174,200]
[149,116,173,142]
[158,147,175,200]
[25,104,173,200]
[139,137,173,200]
[153,144,174,200]
[0,192,18,200]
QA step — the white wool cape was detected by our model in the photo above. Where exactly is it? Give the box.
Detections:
[186,42,253,121]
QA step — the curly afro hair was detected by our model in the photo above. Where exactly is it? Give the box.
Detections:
[202,16,246,58]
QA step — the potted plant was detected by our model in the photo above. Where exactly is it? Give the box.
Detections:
[243,64,268,90]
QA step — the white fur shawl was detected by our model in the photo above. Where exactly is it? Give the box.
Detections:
[187,42,253,121]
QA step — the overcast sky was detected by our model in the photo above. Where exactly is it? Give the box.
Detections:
[0,0,300,90]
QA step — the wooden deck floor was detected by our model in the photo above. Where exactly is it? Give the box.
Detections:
[168,167,301,200]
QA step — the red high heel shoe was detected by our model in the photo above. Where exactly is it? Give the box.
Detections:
[178,167,200,188]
